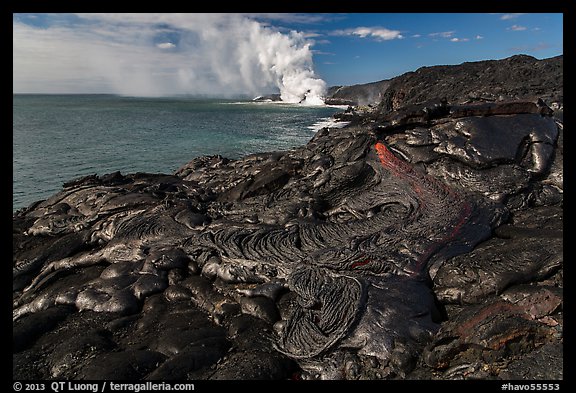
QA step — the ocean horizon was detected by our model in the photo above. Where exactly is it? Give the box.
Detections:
[13,94,345,212]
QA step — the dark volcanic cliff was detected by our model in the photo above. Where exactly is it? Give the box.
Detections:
[325,80,391,106]
[13,54,563,381]
[377,54,563,112]
[326,54,562,111]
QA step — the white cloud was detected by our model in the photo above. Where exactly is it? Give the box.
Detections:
[156,42,175,49]
[500,13,525,20]
[312,50,335,56]
[450,37,470,42]
[301,32,322,38]
[508,24,527,31]
[411,34,421,38]
[475,35,484,40]
[13,21,170,95]
[334,26,403,41]
[428,31,455,38]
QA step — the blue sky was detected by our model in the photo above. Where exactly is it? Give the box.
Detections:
[308,13,563,85]
[13,13,563,96]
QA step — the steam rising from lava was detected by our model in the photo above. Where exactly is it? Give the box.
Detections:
[13,13,327,103]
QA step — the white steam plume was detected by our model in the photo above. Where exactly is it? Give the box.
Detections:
[13,13,327,104]
[245,20,326,104]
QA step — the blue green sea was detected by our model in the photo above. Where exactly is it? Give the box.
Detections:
[13,94,344,211]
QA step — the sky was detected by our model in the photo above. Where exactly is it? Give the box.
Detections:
[13,13,564,98]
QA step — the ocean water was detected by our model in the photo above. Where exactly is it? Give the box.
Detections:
[13,94,344,212]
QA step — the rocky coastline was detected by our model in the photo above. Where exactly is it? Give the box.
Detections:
[13,54,563,380]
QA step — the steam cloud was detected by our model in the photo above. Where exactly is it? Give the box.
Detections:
[240,18,327,104]
[13,14,327,104]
